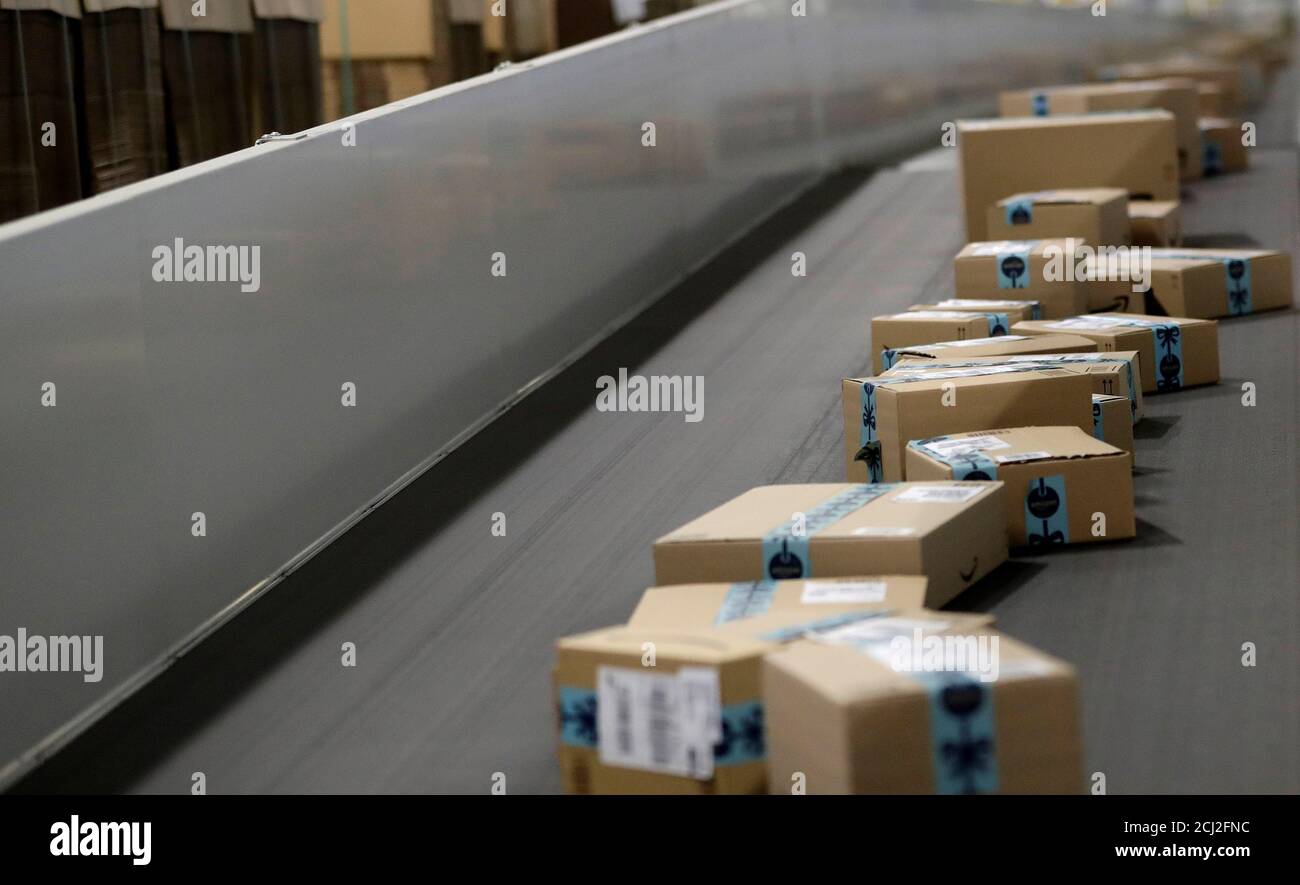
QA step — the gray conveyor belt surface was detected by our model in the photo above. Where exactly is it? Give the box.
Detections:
[16,74,1300,797]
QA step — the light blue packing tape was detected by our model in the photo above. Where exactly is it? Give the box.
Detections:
[908,439,999,481]
[761,484,895,579]
[1025,474,1069,546]
[881,349,897,370]
[1203,139,1223,175]
[557,686,767,766]
[996,251,1030,289]
[1005,199,1033,226]
[757,609,895,643]
[910,671,999,794]
[1031,92,1049,116]
[986,312,1010,337]
[855,381,883,482]
[1092,398,1104,441]
[1029,302,1042,320]
[714,581,778,624]
[1224,257,1252,315]
[1150,323,1184,391]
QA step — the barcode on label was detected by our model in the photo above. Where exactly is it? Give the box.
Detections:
[894,485,986,503]
[596,666,720,780]
[800,579,888,604]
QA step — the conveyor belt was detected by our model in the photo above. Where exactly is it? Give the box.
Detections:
[16,74,1299,797]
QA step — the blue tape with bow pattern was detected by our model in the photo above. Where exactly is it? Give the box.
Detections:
[715,581,778,624]
[1005,199,1033,226]
[910,671,1000,794]
[908,439,999,480]
[996,251,1030,289]
[761,484,895,580]
[1025,475,1069,546]
[856,381,883,481]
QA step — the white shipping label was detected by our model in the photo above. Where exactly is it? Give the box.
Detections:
[800,579,889,605]
[1045,317,1133,331]
[968,240,1041,255]
[995,451,1054,464]
[919,334,1030,348]
[596,665,721,780]
[812,616,953,649]
[894,311,981,320]
[893,485,987,503]
[922,435,1012,455]
[850,526,917,537]
[936,299,1036,309]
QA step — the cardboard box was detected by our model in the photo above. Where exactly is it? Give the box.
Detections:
[880,333,1098,370]
[1099,58,1242,111]
[957,111,1180,241]
[652,483,1009,608]
[953,241,1091,318]
[1198,82,1228,117]
[762,618,1084,793]
[1199,117,1248,175]
[909,299,1040,324]
[1146,248,1292,318]
[1013,313,1219,392]
[1128,200,1182,247]
[905,427,1135,546]
[870,311,1014,374]
[890,351,1143,424]
[986,189,1131,246]
[999,81,1200,181]
[1092,394,1134,454]
[842,366,1094,483]
[629,577,930,629]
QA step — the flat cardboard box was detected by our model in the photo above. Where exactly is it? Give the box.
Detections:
[987,188,1131,246]
[890,351,1143,424]
[652,483,1009,609]
[880,333,1098,370]
[1013,313,1219,392]
[1129,200,1182,247]
[554,625,772,794]
[1200,117,1248,175]
[762,621,1084,793]
[1092,394,1134,454]
[1146,248,1292,318]
[910,299,1040,323]
[842,366,1094,483]
[870,311,1014,374]
[957,111,1179,241]
[953,240,1093,318]
[1000,81,1200,180]
[905,426,1136,546]
[629,577,930,629]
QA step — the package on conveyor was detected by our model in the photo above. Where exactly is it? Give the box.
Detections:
[760,611,1084,794]
[957,111,1179,241]
[870,311,1013,374]
[1012,313,1220,392]
[909,299,1041,323]
[880,333,1098,369]
[1199,118,1249,175]
[888,351,1144,424]
[1092,394,1134,454]
[652,483,1008,608]
[1145,248,1292,318]
[1098,58,1243,112]
[1198,82,1229,116]
[905,427,1135,546]
[628,576,929,629]
[999,81,1201,181]
[954,240,1129,317]
[986,189,1131,246]
[1128,200,1182,247]
[841,365,1093,483]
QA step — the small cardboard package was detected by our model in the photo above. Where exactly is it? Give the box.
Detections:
[628,576,929,629]
[910,299,1041,323]
[1199,118,1248,175]
[1146,248,1292,318]
[652,483,1009,608]
[1013,313,1220,392]
[987,188,1131,246]
[1128,200,1182,247]
[1099,59,1242,111]
[1092,394,1134,453]
[905,426,1135,546]
[999,81,1200,180]
[842,366,1094,482]
[870,311,1014,374]
[762,614,1084,793]
[957,111,1180,241]
[880,333,1098,369]
[954,240,1114,317]
[1198,82,1228,116]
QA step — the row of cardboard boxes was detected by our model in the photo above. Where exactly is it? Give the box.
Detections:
[552,53,1291,794]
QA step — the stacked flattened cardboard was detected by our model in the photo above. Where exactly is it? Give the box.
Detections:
[553,42,1292,795]
[251,0,323,136]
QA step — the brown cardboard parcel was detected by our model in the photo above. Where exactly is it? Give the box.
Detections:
[1092,394,1134,454]
[1013,314,1220,392]
[999,81,1201,180]
[651,483,1008,609]
[628,576,929,630]
[889,351,1144,423]
[987,188,1131,246]
[904,427,1136,546]
[879,333,1098,370]
[957,111,1179,241]
[843,365,1094,483]
[954,240,1119,317]
[1098,59,1243,111]
[1200,117,1248,174]
[761,615,1084,793]
[869,312,1016,374]
[1128,200,1182,247]
[909,299,1040,324]
[1146,248,1292,318]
